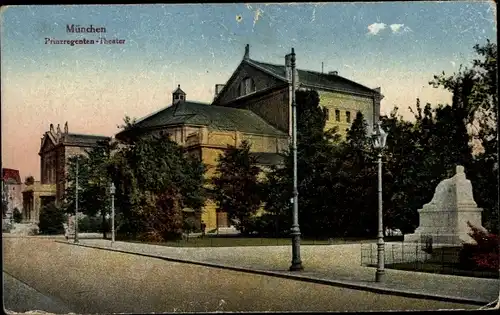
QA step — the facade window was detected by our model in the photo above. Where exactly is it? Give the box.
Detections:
[335,109,340,122]
[239,77,256,97]
[324,108,330,120]
[180,94,184,100]
[346,111,351,123]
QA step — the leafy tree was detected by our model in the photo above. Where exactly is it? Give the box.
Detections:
[38,202,65,235]
[64,154,91,215]
[263,90,343,238]
[117,115,138,131]
[260,163,292,237]
[338,112,378,236]
[64,140,117,238]
[212,140,262,234]
[107,133,206,241]
[430,40,498,233]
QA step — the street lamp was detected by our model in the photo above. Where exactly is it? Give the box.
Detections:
[372,121,388,282]
[110,182,116,245]
[289,47,303,271]
[74,157,79,244]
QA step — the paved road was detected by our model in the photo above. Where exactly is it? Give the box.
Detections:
[3,271,74,314]
[3,237,476,313]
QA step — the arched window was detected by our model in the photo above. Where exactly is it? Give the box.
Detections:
[239,77,256,97]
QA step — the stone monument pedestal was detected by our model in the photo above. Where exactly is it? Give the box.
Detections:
[404,165,486,246]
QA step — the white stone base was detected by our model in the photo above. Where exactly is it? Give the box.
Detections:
[404,231,474,246]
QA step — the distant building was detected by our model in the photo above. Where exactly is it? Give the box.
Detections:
[212,44,383,138]
[2,168,24,220]
[22,122,110,223]
[116,86,288,230]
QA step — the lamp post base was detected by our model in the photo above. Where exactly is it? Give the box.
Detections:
[289,228,303,271]
[289,262,304,271]
[375,270,385,282]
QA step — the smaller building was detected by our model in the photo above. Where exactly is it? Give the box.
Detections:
[2,168,24,220]
[22,122,110,223]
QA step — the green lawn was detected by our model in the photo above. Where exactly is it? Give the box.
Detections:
[120,235,399,247]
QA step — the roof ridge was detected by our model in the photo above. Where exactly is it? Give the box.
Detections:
[67,133,110,138]
[249,58,378,94]
[249,59,285,68]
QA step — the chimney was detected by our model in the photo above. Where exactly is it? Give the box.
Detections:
[328,71,338,76]
[214,84,225,98]
[244,44,250,60]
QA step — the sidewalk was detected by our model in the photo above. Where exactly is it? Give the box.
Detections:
[60,239,499,306]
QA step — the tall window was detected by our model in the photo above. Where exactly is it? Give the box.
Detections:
[239,77,256,97]
[346,111,351,123]
[324,108,330,120]
[335,109,340,122]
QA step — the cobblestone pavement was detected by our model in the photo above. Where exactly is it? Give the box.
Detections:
[3,237,480,313]
[74,238,499,305]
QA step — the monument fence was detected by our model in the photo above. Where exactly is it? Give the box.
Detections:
[360,239,498,278]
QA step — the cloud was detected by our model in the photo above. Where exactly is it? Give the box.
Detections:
[367,22,386,35]
[390,23,411,34]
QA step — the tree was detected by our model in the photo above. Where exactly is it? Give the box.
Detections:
[107,132,206,241]
[263,90,344,238]
[212,140,262,234]
[334,111,380,237]
[38,202,65,235]
[63,140,116,238]
[64,154,91,215]
[430,40,498,233]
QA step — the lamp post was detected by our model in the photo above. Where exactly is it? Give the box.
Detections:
[110,182,116,244]
[372,121,388,282]
[289,47,303,271]
[74,157,79,244]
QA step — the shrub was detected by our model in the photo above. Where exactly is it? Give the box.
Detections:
[459,221,499,270]
[13,208,23,223]
[78,215,104,233]
[38,203,65,235]
[183,216,198,234]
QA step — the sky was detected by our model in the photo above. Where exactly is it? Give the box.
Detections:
[1,2,497,180]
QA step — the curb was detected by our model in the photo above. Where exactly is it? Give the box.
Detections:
[57,241,491,306]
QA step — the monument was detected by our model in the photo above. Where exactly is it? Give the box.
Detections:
[404,165,486,246]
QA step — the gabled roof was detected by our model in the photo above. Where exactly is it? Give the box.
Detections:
[213,55,381,105]
[2,168,21,184]
[61,133,111,146]
[248,59,380,96]
[40,132,110,151]
[173,84,186,95]
[117,101,286,139]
